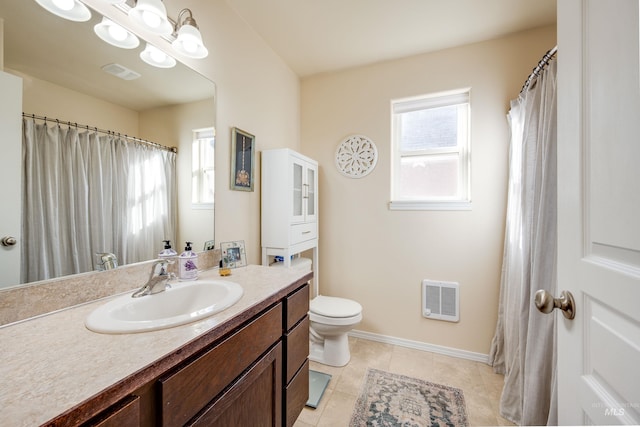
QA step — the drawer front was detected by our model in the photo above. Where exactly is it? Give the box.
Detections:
[290,222,317,245]
[285,359,310,427]
[285,316,309,383]
[286,284,309,330]
[91,395,140,427]
[160,304,282,427]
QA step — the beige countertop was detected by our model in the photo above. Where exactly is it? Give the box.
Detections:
[0,265,310,427]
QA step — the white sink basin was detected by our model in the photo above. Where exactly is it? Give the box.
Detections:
[85,280,244,334]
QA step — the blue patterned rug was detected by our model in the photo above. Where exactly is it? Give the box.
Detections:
[350,368,468,427]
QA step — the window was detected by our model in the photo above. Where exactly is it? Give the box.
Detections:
[192,127,215,208]
[390,89,471,210]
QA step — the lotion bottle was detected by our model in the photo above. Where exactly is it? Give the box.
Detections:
[158,240,177,261]
[178,241,198,281]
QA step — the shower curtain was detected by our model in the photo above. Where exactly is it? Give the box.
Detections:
[488,58,557,426]
[21,119,177,283]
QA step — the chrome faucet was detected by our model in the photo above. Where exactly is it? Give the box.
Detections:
[95,252,118,271]
[132,259,174,298]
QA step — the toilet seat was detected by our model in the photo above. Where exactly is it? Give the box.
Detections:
[309,295,362,325]
[310,295,362,317]
[309,311,362,326]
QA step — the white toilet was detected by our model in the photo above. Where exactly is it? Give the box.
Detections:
[309,295,362,366]
[272,257,362,367]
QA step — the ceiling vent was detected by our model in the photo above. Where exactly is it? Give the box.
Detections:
[101,63,141,81]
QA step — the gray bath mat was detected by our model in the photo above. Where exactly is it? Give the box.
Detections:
[306,370,332,409]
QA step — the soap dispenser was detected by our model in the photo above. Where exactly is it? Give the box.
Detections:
[178,241,198,281]
[158,240,177,261]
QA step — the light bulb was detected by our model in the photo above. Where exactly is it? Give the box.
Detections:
[142,10,162,29]
[172,24,208,59]
[150,48,167,63]
[140,43,175,68]
[182,39,198,54]
[35,0,91,21]
[52,0,75,11]
[107,23,128,42]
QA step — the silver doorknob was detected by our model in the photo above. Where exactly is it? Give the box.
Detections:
[1,236,17,247]
[535,289,576,320]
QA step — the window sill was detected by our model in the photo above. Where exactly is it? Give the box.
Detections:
[388,200,472,211]
[192,203,214,210]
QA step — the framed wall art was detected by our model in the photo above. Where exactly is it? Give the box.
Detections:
[221,240,247,268]
[230,127,255,191]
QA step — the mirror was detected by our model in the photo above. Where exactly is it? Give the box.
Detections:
[0,1,216,288]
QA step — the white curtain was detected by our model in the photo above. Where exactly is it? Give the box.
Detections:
[21,119,177,283]
[488,58,557,426]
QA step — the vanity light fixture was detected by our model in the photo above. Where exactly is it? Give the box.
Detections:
[128,0,173,36]
[171,9,208,59]
[34,0,92,22]
[140,43,176,68]
[94,17,140,49]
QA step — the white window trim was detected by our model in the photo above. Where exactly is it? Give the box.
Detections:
[388,200,472,211]
[390,88,472,211]
[192,127,216,209]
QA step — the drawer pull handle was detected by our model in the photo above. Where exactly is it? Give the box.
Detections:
[302,231,311,234]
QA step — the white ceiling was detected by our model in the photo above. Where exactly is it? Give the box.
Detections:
[225,0,557,77]
[1,1,556,110]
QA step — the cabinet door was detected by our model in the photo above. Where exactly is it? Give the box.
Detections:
[291,160,305,223]
[304,165,317,223]
[291,157,318,224]
[187,343,283,427]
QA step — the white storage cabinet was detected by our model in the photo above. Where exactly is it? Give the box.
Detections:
[261,149,318,286]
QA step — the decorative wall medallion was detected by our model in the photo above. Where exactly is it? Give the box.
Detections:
[335,135,378,178]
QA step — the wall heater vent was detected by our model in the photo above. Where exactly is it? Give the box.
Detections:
[422,280,459,322]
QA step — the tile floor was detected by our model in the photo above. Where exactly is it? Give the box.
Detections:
[294,336,515,426]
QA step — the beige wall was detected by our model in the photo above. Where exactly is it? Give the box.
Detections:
[20,73,139,135]
[300,25,556,355]
[165,0,301,263]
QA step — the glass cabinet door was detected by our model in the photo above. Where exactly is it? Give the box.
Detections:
[292,161,303,219]
[306,167,315,217]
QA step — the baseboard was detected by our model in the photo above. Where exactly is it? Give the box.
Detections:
[348,329,489,364]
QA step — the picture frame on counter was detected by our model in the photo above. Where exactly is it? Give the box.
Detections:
[221,240,247,268]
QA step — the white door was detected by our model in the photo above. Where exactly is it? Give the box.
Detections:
[0,71,22,287]
[557,0,640,424]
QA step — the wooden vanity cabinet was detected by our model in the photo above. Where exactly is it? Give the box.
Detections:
[160,304,283,427]
[68,282,310,427]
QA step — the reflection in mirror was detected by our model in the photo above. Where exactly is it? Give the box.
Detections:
[0,0,216,289]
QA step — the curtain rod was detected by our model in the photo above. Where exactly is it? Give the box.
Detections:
[22,113,177,153]
[519,45,558,95]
